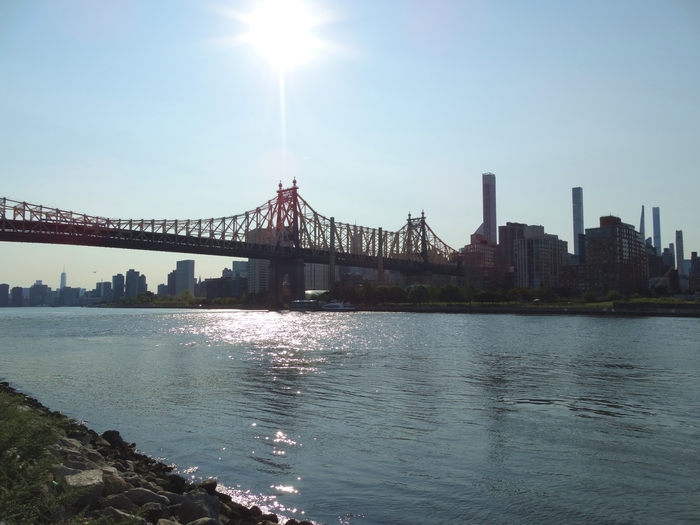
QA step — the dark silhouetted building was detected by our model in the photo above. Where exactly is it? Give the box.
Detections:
[498,222,527,269]
[0,284,9,307]
[459,233,508,291]
[29,281,50,306]
[11,286,24,307]
[137,274,147,296]
[112,274,125,301]
[514,226,568,289]
[572,187,584,257]
[676,231,685,276]
[59,287,81,306]
[653,207,661,255]
[125,270,140,299]
[561,216,647,296]
[482,173,497,243]
[175,260,195,296]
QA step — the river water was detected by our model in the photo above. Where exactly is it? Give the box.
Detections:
[0,308,698,524]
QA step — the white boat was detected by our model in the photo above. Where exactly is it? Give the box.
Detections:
[321,301,356,312]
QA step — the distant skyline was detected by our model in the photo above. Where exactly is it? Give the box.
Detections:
[1,0,699,289]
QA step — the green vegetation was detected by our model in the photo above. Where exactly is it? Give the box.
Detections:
[0,390,142,524]
[0,390,68,523]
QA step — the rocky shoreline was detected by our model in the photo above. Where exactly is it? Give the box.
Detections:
[0,382,311,525]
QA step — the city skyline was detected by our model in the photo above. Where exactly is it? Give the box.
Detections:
[1,0,699,288]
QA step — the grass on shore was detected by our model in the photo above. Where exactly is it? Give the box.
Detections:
[0,390,140,525]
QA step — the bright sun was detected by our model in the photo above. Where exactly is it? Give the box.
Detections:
[244,0,319,69]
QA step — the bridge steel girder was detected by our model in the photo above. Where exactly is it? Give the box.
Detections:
[0,187,463,278]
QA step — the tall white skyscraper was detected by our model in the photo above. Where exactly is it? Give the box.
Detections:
[60,268,67,289]
[175,260,195,296]
[652,207,661,256]
[572,187,584,256]
[676,230,684,275]
[482,173,497,244]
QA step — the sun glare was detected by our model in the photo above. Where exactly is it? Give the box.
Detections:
[244,0,319,69]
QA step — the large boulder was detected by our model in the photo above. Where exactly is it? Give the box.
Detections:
[102,468,132,496]
[198,478,217,496]
[142,501,171,523]
[102,430,127,449]
[158,491,184,504]
[125,487,170,506]
[178,488,221,524]
[100,493,137,513]
[63,469,104,508]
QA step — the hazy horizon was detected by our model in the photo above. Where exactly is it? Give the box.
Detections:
[2,0,699,289]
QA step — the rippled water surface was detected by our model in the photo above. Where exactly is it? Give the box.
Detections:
[1,308,699,524]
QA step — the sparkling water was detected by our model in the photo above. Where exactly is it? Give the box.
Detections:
[0,308,698,524]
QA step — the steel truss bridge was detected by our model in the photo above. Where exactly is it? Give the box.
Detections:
[0,180,462,306]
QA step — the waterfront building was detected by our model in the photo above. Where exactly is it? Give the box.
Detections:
[461,233,509,291]
[652,207,661,255]
[59,287,81,306]
[0,283,8,307]
[498,222,527,269]
[175,260,195,297]
[247,258,270,295]
[482,173,497,244]
[676,231,685,276]
[10,286,23,307]
[513,226,568,289]
[689,252,700,293]
[166,271,176,296]
[232,261,248,278]
[562,216,648,296]
[125,270,140,299]
[95,281,112,300]
[245,228,273,295]
[29,281,51,306]
[60,269,67,290]
[112,274,125,301]
[662,246,675,270]
[137,274,147,296]
[572,187,584,257]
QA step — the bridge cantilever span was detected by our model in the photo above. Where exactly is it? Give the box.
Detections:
[0,181,462,305]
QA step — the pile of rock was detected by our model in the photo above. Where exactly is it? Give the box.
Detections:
[2,383,313,525]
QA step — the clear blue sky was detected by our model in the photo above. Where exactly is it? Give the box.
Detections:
[1,0,699,290]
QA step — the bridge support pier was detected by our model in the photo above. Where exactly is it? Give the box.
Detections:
[289,258,306,303]
[377,227,383,283]
[267,258,306,310]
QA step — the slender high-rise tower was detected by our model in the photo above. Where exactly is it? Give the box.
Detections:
[639,206,645,242]
[572,187,584,256]
[676,230,684,275]
[652,207,661,256]
[60,268,67,289]
[482,173,497,243]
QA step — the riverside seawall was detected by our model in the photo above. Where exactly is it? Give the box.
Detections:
[0,382,309,525]
[358,303,700,317]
